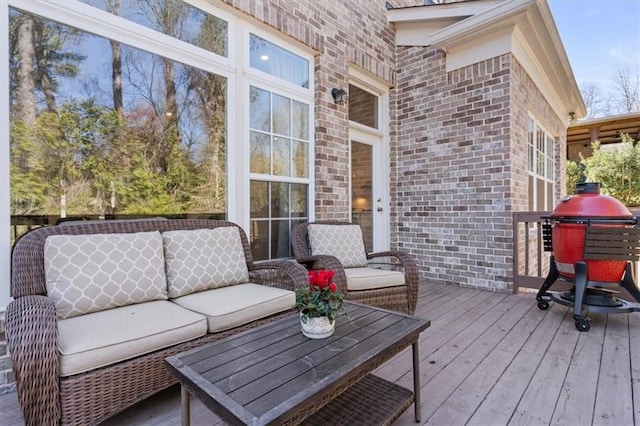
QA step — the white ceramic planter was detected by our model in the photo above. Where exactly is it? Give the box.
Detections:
[300,313,335,339]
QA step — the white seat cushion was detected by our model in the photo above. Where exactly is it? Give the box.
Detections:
[171,283,295,332]
[57,300,207,377]
[345,267,406,291]
[307,224,368,267]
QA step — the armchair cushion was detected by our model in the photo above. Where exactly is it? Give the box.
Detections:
[171,283,296,332]
[344,267,406,291]
[307,224,368,267]
[57,300,207,376]
[45,231,168,319]
[163,227,249,298]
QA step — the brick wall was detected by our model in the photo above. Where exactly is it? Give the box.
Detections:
[394,46,514,291]
[393,45,566,291]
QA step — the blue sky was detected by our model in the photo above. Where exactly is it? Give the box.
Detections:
[548,0,640,97]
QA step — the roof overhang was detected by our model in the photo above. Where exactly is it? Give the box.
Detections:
[388,0,587,121]
[568,112,640,146]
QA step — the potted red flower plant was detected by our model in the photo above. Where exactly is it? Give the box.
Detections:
[295,269,347,339]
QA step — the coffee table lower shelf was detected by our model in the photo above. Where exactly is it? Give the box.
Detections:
[302,374,414,426]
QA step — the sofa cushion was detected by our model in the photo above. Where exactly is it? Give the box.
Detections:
[344,267,406,291]
[308,224,368,267]
[45,231,168,319]
[171,283,295,332]
[57,300,207,377]
[163,227,250,299]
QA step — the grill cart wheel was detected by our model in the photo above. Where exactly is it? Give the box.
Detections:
[575,317,591,332]
[537,300,550,310]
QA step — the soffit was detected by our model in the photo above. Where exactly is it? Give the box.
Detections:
[388,0,587,120]
[567,112,640,148]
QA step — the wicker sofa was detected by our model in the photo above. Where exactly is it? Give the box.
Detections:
[6,219,307,426]
[292,221,419,314]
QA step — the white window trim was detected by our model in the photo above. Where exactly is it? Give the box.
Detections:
[240,24,315,232]
[528,115,556,212]
[348,67,391,251]
[0,2,11,309]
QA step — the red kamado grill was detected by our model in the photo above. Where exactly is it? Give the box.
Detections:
[536,182,640,331]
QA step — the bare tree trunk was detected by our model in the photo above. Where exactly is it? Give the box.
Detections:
[108,0,123,115]
[15,15,37,126]
[33,19,57,113]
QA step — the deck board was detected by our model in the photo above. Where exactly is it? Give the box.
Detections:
[3,281,640,426]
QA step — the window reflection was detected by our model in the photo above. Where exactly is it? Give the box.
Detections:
[79,0,228,57]
[348,84,378,129]
[9,8,227,219]
[249,86,309,179]
[249,181,308,261]
[249,34,309,88]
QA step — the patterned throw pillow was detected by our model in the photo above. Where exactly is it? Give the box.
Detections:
[162,227,250,299]
[307,224,368,268]
[45,231,168,319]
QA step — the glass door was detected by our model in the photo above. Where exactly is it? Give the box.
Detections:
[351,141,374,252]
[348,80,389,252]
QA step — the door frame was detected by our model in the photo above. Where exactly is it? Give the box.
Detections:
[348,69,390,252]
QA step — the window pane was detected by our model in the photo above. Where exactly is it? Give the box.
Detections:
[250,181,268,217]
[271,220,291,258]
[348,84,378,129]
[9,9,227,221]
[292,100,309,140]
[528,175,534,211]
[79,0,228,57]
[536,178,545,211]
[250,86,271,132]
[272,137,290,176]
[271,182,289,217]
[250,131,271,174]
[291,184,307,217]
[546,182,554,210]
[272,94,290,137]
[249,181,307,260]
[292,141,308,178]
[249,34,309,88]
[250,220,269,261]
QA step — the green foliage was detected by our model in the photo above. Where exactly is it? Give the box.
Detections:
[565,160,583,195]
[295,270,347,322]
[580,134,640,206]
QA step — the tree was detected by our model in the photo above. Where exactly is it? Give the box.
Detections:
[579,83,610,119]
[611,64,640,114]
[580,134,640,206]
[107,0,123,115]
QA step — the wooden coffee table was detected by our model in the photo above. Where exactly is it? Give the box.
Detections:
[165,302,430,425]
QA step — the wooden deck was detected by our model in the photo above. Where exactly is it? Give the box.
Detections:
[2,281,640,425]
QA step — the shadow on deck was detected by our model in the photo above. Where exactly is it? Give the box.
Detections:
[2,281,639,425]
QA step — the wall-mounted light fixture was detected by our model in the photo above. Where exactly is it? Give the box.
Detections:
[331,88,348,105]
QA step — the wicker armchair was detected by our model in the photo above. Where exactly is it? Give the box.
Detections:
[292,221,419,314]
[6,219,307,426]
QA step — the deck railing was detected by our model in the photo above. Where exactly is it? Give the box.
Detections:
[10,213,225,245]
[513,209,640,294]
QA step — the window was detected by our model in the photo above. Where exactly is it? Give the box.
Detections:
[249,34,309,88]
[528,117,555,211]
[9,7,227,221]
[79,0,228,57]
[2,1,314,309]
[249,84,311,260]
